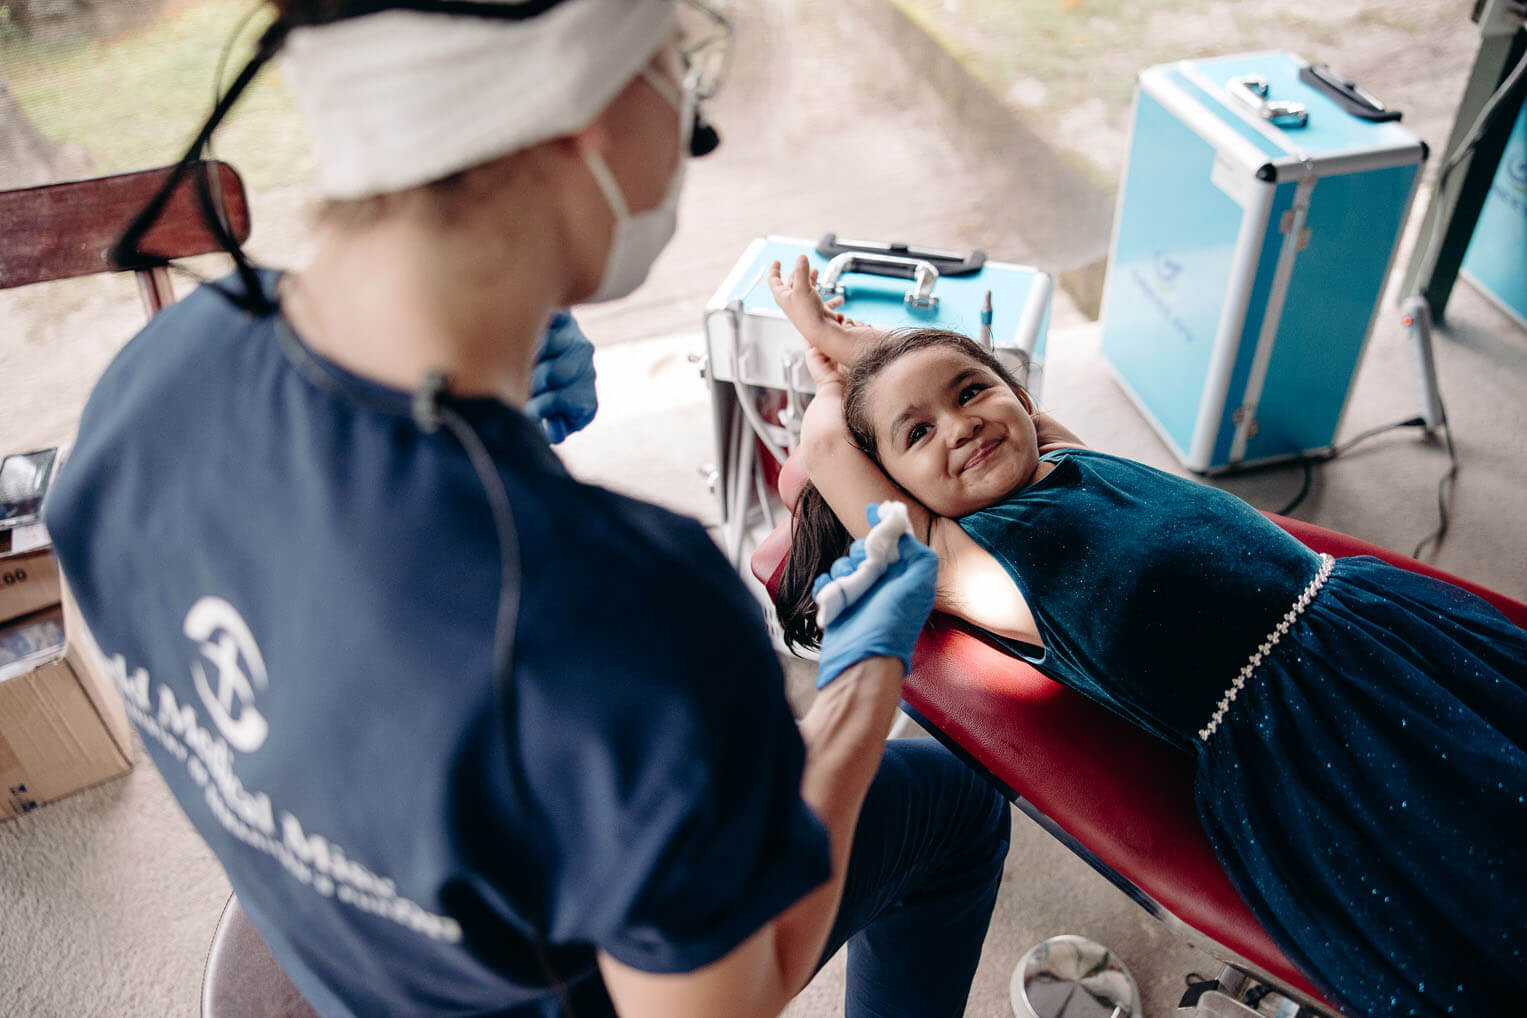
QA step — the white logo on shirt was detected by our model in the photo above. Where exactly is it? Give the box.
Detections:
[185,597,270,754]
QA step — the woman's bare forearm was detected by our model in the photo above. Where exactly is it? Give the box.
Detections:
[770,655,906,994]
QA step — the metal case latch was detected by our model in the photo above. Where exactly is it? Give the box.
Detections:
[1227,75,1309,129]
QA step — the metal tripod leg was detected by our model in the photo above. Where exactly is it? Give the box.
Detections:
[1398,4,1527,319]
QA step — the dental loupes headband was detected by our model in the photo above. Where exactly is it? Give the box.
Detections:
[112,0,731,311]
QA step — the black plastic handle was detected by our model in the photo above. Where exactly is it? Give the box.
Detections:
[815,234,986,278]
[1300,64,1403,123]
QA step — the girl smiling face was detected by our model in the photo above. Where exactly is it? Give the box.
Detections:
[863,344,1046,518]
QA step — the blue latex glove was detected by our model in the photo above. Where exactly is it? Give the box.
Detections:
[527,310,597,444]
[814,505,939,689]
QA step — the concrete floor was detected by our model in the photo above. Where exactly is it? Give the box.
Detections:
[1,2,1524,1017]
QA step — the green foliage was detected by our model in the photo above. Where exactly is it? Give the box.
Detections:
[0,4,21,45]
[2,0,312,190]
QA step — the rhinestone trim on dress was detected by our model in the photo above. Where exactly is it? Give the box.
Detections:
[1197,553,1336,743]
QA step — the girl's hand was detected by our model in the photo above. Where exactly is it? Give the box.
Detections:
[769,254,882,367]
[1032,410,1086,453]
[768,255,844,345]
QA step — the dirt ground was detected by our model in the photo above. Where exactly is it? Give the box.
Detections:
[897,0,1484,192]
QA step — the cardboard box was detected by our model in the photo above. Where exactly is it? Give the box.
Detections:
[0,591,134,820]
[0,523,62,625]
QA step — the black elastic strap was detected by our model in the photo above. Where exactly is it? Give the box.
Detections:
[115,0,680,315]
[111,18,290,312]
[282,0,570,27]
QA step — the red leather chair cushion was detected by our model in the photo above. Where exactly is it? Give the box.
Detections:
[751,493,1527,1003]
[777,452,810,512]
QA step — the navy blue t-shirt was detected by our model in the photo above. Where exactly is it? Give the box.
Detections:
[45,273,830,1016]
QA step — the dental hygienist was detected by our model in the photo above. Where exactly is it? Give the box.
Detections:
[44,2,1010,1016]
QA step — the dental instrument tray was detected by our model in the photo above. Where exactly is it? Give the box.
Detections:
[705,235,1050,397]
[702,234,1053,577]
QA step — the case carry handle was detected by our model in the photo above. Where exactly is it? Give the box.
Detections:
[1299,64,1402,122]
[1226,74,1309,128]
[817,251,941,309]
[814,234,985,277]
[1221,74,1307,128]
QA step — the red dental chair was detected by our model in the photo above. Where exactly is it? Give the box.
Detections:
[750,453,1527,1016]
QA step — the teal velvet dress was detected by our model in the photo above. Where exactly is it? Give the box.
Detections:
[957,448,1527,1018]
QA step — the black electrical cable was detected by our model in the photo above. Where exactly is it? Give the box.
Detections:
[111,0,585,315]
[1269,408,1458,560]
[1411,418,1458,559]
[1273,415,1428,516]
[1383,46,1527,558]
[1330,415,1430,454]
[1274,456,1314,517]
[1243,983,1275,1008]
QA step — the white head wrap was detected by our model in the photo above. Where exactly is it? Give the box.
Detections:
[279,0,675,200]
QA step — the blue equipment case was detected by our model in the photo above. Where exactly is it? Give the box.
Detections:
[703,235,1053,571]
[1101,52,1426,473]
[1461,101,1527,329]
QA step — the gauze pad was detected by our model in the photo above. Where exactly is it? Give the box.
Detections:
[815,501,913,629]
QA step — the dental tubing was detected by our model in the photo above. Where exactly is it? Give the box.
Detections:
[815,501,913,629]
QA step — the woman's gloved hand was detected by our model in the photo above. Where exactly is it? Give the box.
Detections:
[527,310,597,443]
[814,503,939,689]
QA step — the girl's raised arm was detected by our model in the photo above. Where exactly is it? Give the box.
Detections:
[797,377,934,543]
[768,256,883,369]
[768,255,928,538]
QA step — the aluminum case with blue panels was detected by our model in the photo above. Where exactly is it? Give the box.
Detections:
[703,234,1053,573]
[1461,101,1527,329]
[1101,52,1426,473]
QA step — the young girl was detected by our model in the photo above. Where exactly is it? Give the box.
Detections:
[768,255,1527,1018]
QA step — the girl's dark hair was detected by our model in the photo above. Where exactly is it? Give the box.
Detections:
[776,480,853,652]
[774,328,1030,651]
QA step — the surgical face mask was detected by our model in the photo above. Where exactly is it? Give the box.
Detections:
[579,65,694,304]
